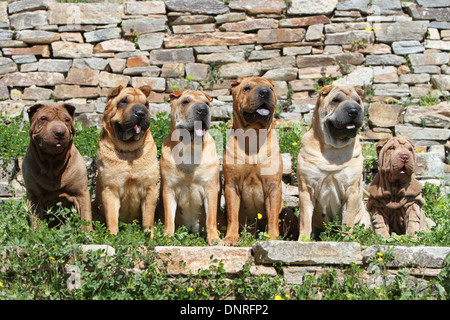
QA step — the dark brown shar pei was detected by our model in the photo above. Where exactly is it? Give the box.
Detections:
[367,136,436,238]
[94,85,159,236]
[22,103,92,231]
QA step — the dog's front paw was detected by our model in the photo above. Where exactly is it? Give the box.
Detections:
[223,235,239,246]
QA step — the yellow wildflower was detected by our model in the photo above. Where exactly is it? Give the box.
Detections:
[292,142,298,146]
[257,213,262,220]
[187,287,194,292]
[274,295,283,300]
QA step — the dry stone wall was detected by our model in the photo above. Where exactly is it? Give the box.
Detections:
[0,0,449,190]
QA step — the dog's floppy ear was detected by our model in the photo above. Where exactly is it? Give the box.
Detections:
[108,85,123,100]
[169,90,185,101]
[139,85,152,98]
[320,85,335,97]
[27,104,44,122]
[201,92,213,103]
[231,78,243,88]
[376,138,390,157]
[62,103,76,119]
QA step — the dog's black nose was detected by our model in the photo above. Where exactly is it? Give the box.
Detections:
[196,104,209,116]
[258,87,270,98]
[348,107,359,118]
[133,105,148,118]
[54,129,65,138]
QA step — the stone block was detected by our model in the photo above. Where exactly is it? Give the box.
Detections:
[409,52,449,66]
[9,11,47,30]
[7,0,50,14]
[220,19,278,32]
[253,241,363,266]
[288,0,338,15]
[2,45,50,57]
[52,41,93,59]
[392,41,425,55]
[173,24,216,34]
[53,85,100,99]
[123,66,160,77]
[48,3,121,25]
[197,52,246,65]
[373,84,410,97]
[305,24,324,41]
[154,246,253,275]
[130,77,166,92]
[0,58,18,75]
[374,21,429,43]
[431,75,450,91]
[325,30,373,45]
[248,50,280,61]
[399,73,430,84]
[333,67,373,87]
[395,125,450,141]
[72,58,108,71]
[363,245,450,268]
[37,59,72,72]
[215,12,246,24]
[124,1,166,15]
[280,16,331,28]
[65,68,99,86]
[164,32,256,48]
[186,63,209,81]
[94,39,136,54]
[16,30,60,44]
[98,71,130,88]
[373,66,399,83]
[258,28,305,44]
[365,54,406,66]
[368,103,403,127]
[0,72,64,87]
[218,62,261,79]
[263,68,298,81]
[228,0,287,14]
[165,0,228,15]
[403,103,450,128]
[150,48,195,66]
[22,86,53,101]
[137,33,165,51]
[121,18,167,36]
[261,56,296,71]
[424,40,450,51]
[83,28,121,43]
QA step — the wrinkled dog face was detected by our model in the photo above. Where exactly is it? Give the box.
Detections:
[170,89,212,140]
[317,85,364,148]
[105,86,152,142]
[28,103,76,155]
[377,136,416,183]
[232,76,277,129]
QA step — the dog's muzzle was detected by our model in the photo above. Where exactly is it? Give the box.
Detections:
[115,104,150,141]
[326,101,363,139]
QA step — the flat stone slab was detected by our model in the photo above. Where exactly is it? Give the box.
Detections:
[154,246,253,275]
[363,245,450,268]
[252,241,363,265]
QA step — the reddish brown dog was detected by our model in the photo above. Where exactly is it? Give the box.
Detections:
[160,90,222,245]
[223,76,283,245]
[94,86,159,235]
[23,103,92,231]
[367,136,435,238]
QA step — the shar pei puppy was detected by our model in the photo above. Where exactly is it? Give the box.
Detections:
[22,103,92,231]
[222,76,283,245]
[94,85,159,236]
[160,89,223,245]
[297,85,372,240]
[367,136,435,238]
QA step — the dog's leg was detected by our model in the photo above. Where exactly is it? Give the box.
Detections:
[223,183,241,246]
[142,184,158,237]
[405,203,423,236]
[205,184,222,245]
[265,183,281,240]
[162,183,177,234]
[371,209,390,238]
[342,184,362,232]
[78,190,93,232]
[297,181,314,240]
[101,188,120,235]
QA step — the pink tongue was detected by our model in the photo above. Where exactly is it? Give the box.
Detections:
[256,109,270,116]
[134,125,141,134]
[195,128,206,137]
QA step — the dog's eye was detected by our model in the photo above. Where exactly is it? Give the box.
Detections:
[118,99,128,107]
[332,97,342,103]
[182,100,189,106]
[144,101,149,108]
[40,116,47,121]
[65,118,71,123]
[243,86,251,92]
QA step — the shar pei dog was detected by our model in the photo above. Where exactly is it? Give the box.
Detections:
[367,136,435,238]
[22,103,92,231]
[94,85,159,235]
[222,76,283,245]
[160,89,222,245]
[297,85,372,240]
